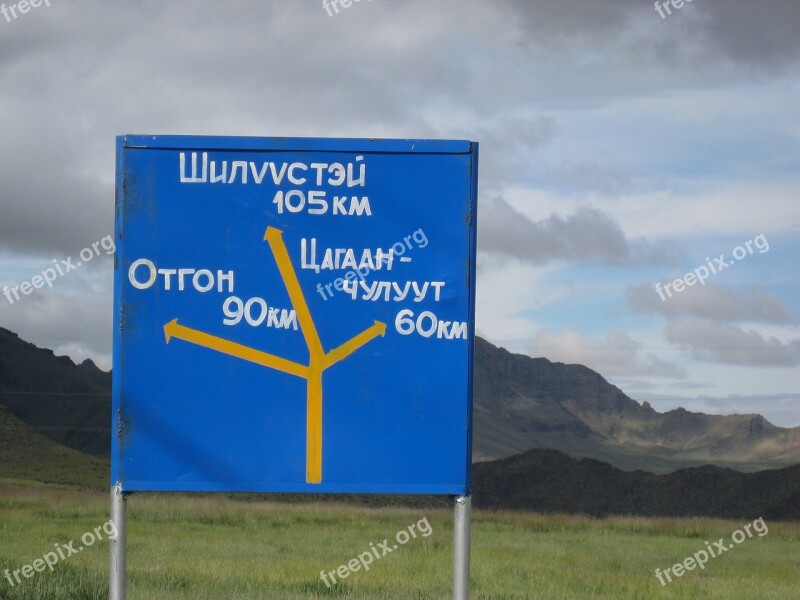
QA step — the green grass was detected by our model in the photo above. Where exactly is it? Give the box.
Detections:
[0,483,798,599]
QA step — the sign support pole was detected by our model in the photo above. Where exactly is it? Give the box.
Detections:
[453,494,471,600]
[109,484,128,600]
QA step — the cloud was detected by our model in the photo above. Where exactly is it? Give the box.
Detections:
[479,198,678,265]
[532,329,686,379]
[550,162,638,196]
[469,117,558,189]
[696,0,800,67]
[0,265,114,370]
[665,318,800,366]
[628,282,793,324]
[505,0,635,37]
[506,0,800,68]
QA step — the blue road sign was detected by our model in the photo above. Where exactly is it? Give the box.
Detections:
[113,135,478,494]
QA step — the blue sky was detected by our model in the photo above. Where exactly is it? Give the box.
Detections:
[0,0,798,426]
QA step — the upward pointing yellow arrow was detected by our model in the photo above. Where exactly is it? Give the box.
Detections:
[264,227,324,362]
[164,226,386,485]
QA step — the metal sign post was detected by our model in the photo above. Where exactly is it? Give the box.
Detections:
[109,484,127,600]
[453,495,472,600]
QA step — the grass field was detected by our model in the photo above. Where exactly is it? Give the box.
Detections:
[0,481,798,599]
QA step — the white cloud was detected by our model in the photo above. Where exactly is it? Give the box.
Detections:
[628,282,793,324]
[0,262,113,369]
[479,197,677,266]
[665,318,800,366]
[531,329,686,379]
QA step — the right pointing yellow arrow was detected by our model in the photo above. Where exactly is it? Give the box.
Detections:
[323,321,387,369]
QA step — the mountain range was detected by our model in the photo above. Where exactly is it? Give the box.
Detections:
[472,337,800,473]
[1,326,798,490]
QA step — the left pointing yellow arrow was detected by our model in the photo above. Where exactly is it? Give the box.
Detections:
[164,319,309,379]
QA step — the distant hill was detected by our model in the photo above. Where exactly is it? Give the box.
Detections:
[473,448,800,520]
[0,327,110,458]
[473,337,800,472]
[0,405,107,488]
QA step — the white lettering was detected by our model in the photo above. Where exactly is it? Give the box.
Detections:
[129,259,156,289]
[179,152,208,183]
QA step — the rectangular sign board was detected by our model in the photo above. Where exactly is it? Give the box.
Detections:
[113,135,478,494]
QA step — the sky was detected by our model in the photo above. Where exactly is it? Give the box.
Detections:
[0,0,798,426]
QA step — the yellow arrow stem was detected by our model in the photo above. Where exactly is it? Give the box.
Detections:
[306,364,323,484]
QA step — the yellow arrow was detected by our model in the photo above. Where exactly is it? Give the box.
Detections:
[164,229,387,486]
[264,227,324,361]
[323,321,387,369]
[164,319,309,380]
